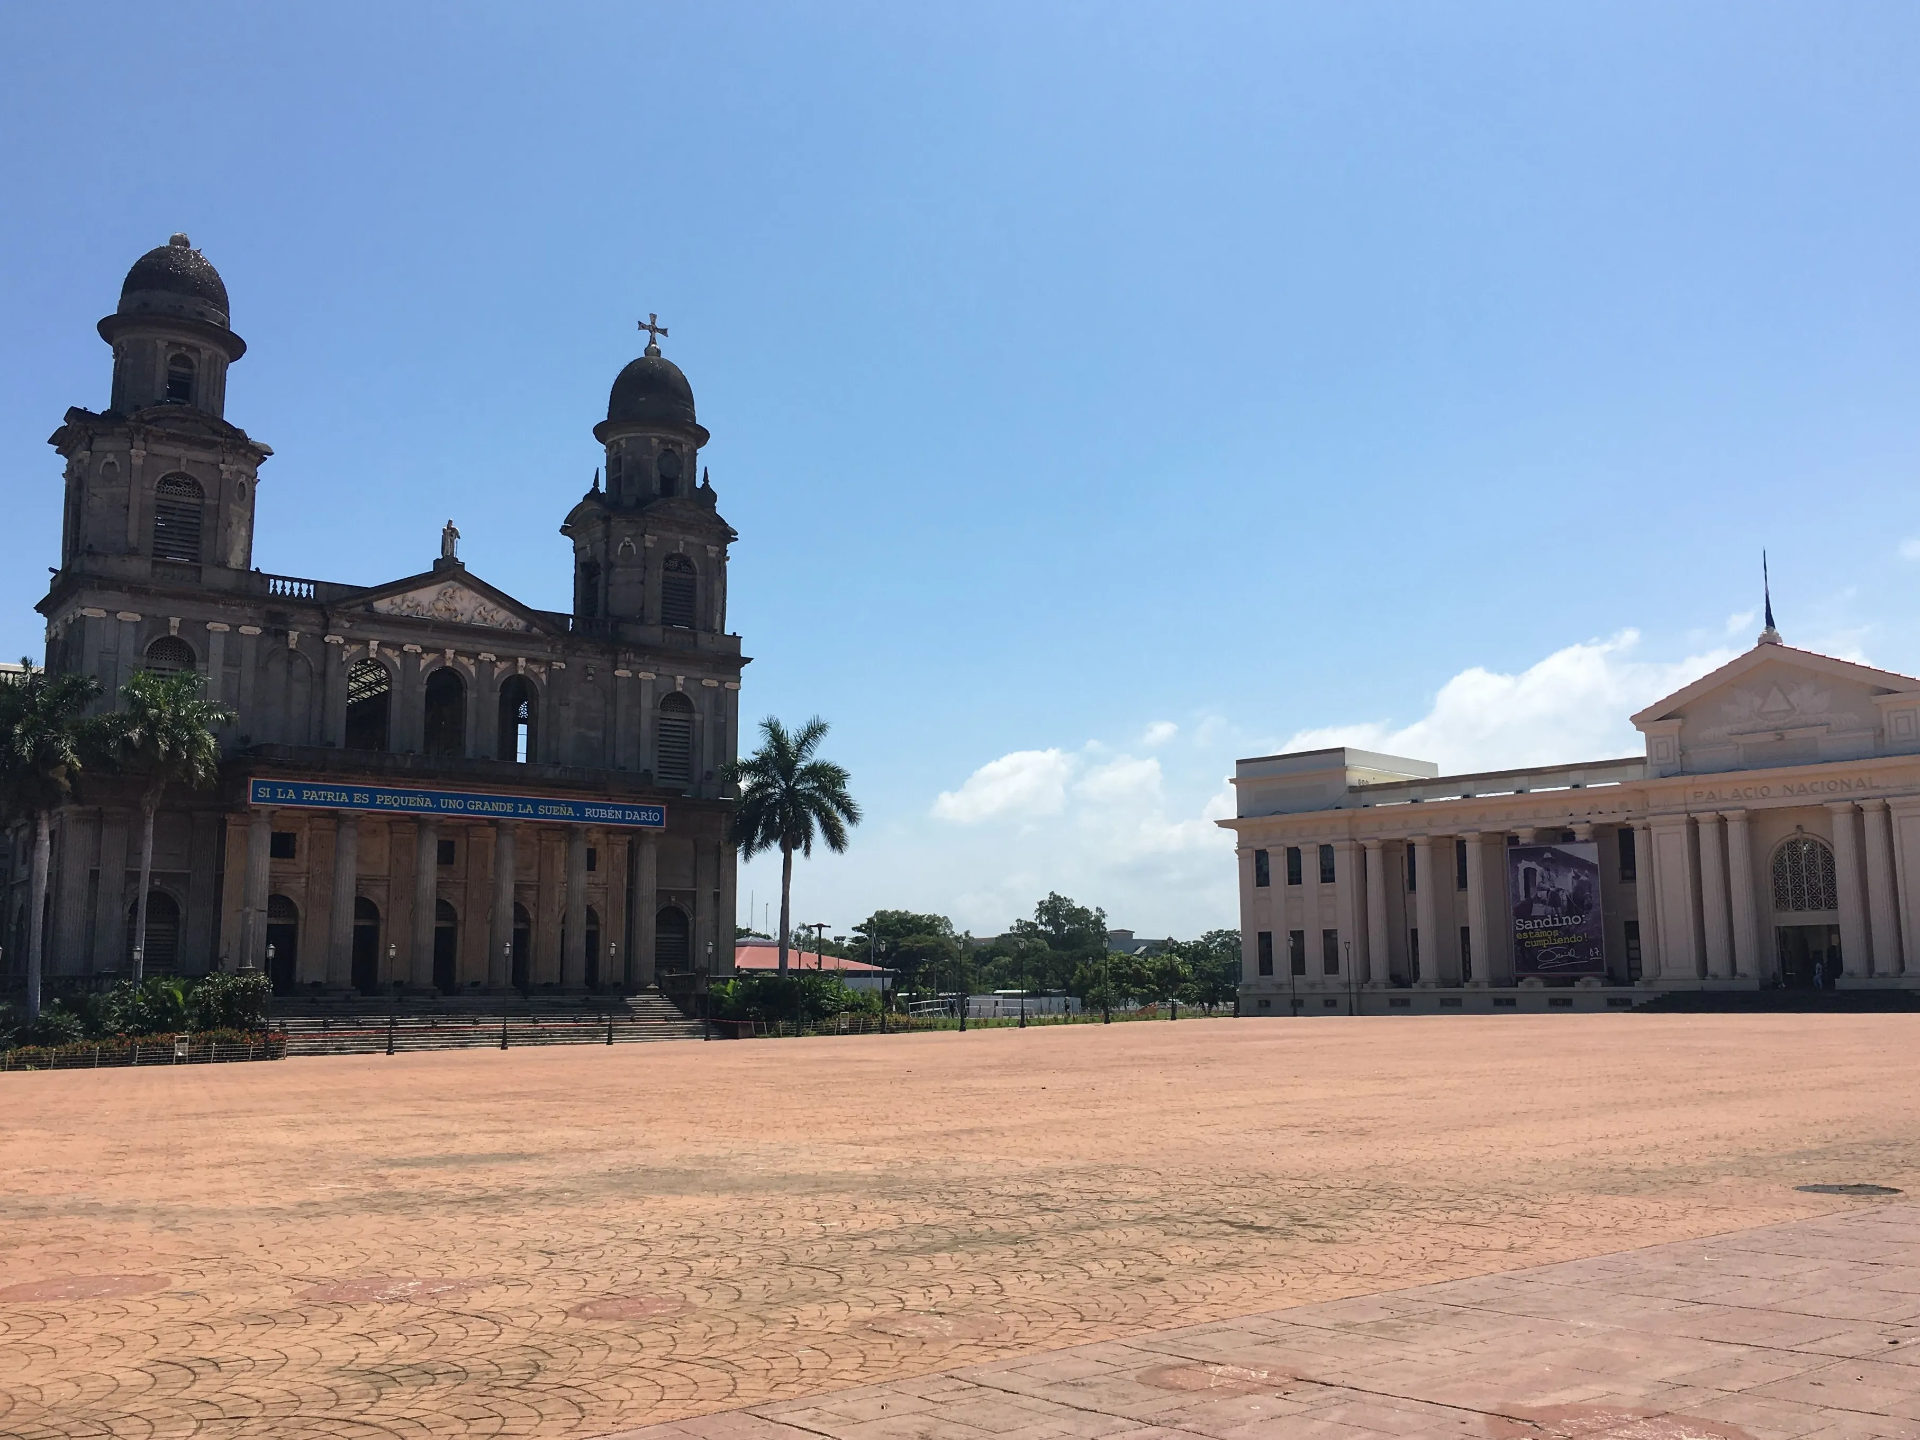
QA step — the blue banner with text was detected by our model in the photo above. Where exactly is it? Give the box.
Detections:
[249,779,665,829]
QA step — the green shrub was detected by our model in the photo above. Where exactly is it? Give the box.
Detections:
[710,972,876,1026]
[7,1003,87,1048]
[187,971,271,1032]
[99,978,190,1037]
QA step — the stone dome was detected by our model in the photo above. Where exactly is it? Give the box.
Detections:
[606,344,698,429]
[117,234,231,329]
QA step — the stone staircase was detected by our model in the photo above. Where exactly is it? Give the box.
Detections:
[273,991,708,1056]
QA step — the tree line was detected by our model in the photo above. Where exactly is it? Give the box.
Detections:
[756,893,1241,1011]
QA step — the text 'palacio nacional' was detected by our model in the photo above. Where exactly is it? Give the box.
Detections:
[9,235,744,994]
[1225,610,1920,1013]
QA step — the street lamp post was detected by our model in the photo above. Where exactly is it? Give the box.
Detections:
[702,939,712,1041]
[1345,940,1356,1016]
[1019,945,1028,1029]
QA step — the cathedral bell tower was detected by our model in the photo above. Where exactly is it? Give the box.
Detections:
[47,234,271,583]
[563,314,733,635]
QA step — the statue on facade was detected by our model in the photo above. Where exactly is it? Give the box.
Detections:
[441,519,460,561]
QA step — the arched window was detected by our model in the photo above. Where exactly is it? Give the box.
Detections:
[658,447,682,497]
[345,659,391,751]
[656,905,690,972]
[657,692,694,786]
[577,558,602,620]
[125,890,181,973]
[165,352,195,404]
[143,636,197,675]
[433,898,458,993]
[511,901,532,991]
[497,675,537,763]
[661,554,697,629]
[422,667,465,758]
[152,474,204,562]
[352,897,381,994]
[1772,835,1839,912]
[266,894,299,994]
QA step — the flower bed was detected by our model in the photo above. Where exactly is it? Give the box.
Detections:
[1,1029,287,1071]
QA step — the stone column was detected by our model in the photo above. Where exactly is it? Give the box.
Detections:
[1333,838,1361,986]
[1696,813,1733,979]
[328,814,358,989]
[412,818,438,988]
[1862,799,1902,977]
[1362,838,1389,984]
[1303,839,1325,987]
[241,811,272,972]
[1634,820,1661,981]
[1461,832,1487,986]
[1723,810,1761,980]
[1650,816,1701,981]
[490,820,517,990]
[91,810,129,973]
[563,827,588,989]
[1411,836,1438,986]
[1827,801,1869,982]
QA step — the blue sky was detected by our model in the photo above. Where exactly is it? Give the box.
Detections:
[6,4,1920,940]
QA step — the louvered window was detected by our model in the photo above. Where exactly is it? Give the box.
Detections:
[661,554,697,628]
[152,475,204,561]
[657,694,694,784]
[143,636,196,674]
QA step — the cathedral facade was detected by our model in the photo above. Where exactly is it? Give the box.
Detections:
[18,235,743,994]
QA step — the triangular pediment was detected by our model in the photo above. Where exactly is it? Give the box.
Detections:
[354,565,547,634]
[1632,644,1920,730]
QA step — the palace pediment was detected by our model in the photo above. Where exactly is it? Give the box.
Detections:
[1633,643,1920,775]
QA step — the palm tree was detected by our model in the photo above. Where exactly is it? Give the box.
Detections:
[0,664,102,1021]
[722,716,860,976]
[103,670,233,981]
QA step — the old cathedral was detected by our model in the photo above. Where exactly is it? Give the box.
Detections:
[20,234,743,994]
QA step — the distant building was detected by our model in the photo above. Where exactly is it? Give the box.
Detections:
[733,940,889,992]
[1105,929,1170,957]
[1222,622,1920,1013]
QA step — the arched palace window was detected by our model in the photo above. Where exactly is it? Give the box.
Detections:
[1772,835,1839,912]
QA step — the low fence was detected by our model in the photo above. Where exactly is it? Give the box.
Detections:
[279,1012,705,1056]
[717,1002,1232,1039]
[1,1031,288,1071]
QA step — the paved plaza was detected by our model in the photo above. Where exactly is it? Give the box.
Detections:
[1,1015,1917,1438]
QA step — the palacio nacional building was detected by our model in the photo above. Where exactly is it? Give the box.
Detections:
[10,235,742,994]
[1227,607,1920,1011]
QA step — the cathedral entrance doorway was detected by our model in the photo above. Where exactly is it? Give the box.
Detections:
[266,895,299,994]
[656,906,690,975]
[351,898,381,994]
[585,907,601,989]
[511,902,532,992]
[1776,923,1842,989]
[433,900,458,992]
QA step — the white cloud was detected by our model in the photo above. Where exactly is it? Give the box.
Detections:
[1141,720,1178,747]
[931,748,1073,823]
[1277,630,1740,773]
[1724,609,1756,637]
[1900,538,1920,561]
[743,631,1764,944]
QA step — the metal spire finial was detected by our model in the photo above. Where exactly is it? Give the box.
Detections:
[1759,550,1782,645]
[638,312,668,356]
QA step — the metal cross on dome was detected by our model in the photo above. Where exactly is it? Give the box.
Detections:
[638,313,669,346]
